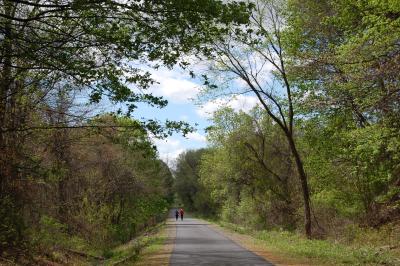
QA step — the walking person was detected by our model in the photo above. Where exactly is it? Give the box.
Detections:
[179,208,184,221]
[175,209,179,221]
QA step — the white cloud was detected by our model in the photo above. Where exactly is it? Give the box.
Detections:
[152,132,207,168]
[152,137,184,166]
[196,95,260,118]
[186,132,206,143]
[180,114,189,121]
[157,78,199,102]
[149,68,200,103]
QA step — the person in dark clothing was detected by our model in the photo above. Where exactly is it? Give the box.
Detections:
[179,208,184,221]
[175,209,179,221]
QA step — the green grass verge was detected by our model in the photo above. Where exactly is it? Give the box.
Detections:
[103,223,166,266]
[217,221,400,266]
[132,232,168,265]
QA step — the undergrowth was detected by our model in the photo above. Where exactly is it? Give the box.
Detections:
[218,221,400,265]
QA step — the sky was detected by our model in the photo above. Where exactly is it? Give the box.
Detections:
[126,66,260,167]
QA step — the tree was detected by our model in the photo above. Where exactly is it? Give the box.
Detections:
[0,0,250,184]
[0,0,252,251]
[174,149,216,216]
[199,0,313,237]
[0,113,176,257]
[286,0,400,224]
[201,107,298,229]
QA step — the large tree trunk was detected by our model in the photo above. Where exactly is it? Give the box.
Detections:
[287,134,312,238]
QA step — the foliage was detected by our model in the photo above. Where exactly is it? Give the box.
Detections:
[103,223,167,265]
[188,0,400,242]
[0,114,174,261]
[218,221,399,265]
[174,149,217,217]
[174,107,301,230]
[1,0,400,262]
[0,0,251,117]
[0,0,252,260]
[0,196,25,250]
[197,0,314,237]
[285,0,400,225]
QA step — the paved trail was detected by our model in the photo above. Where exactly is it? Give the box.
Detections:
[169,217,274,266]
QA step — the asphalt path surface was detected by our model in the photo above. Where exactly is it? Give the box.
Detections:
[169,214,274,266]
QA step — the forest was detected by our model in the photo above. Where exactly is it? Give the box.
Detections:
[1,0,399,264]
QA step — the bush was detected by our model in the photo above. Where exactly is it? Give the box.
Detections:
[30,216,88,253]
[0,196,25,252]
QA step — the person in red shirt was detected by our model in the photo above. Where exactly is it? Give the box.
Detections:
[179,208,184,221]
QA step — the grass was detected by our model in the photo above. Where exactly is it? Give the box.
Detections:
[217,221,400,265]
[133,231,170,266]
[103,223,167,265]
